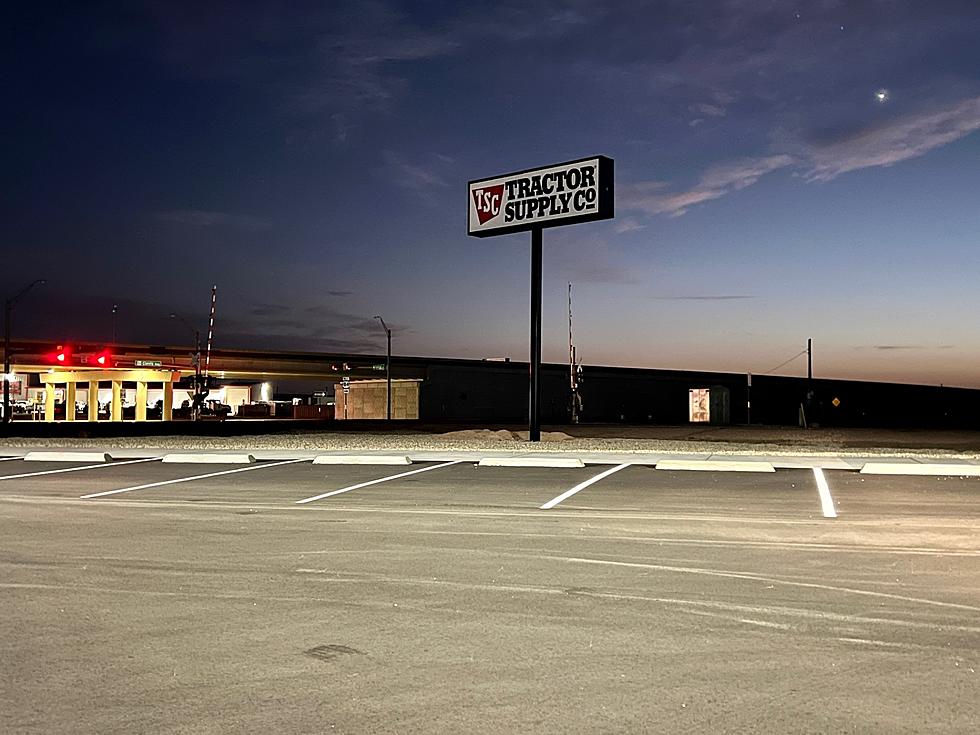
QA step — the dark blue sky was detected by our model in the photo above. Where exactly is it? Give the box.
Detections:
[4,1,980,386]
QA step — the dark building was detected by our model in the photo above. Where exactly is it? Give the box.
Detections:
[418,361,980,429]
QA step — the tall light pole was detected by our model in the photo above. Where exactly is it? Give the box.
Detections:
[111,304,119,343]
[374,315,392,421]
[3,279,45,426]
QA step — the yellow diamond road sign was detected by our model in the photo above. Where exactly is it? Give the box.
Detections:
[832,397,841,407]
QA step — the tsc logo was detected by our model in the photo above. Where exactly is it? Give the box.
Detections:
[472,184,504,225]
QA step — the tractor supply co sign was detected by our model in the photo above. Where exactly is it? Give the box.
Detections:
[468,156,614,237]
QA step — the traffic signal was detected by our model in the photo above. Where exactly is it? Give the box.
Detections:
[95,348,112,367]
[48,345,72,364]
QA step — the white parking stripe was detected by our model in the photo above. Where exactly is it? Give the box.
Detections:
[0,456,24,462]
[0,456,160,481]
[81,458,310,499]
[813,468,838,518]
[296,460,464,504]
[540,463,631,509]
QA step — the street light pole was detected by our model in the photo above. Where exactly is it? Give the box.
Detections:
[374,315,392,421]
[3,279,45,427]
[111,304,119,343]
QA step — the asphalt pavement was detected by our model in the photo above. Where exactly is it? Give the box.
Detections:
[0,456,977,733]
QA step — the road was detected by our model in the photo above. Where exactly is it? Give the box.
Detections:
[1,457,977,733]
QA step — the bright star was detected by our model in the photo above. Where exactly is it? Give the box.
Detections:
[875,88,890,103]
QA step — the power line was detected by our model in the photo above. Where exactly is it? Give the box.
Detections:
[760,349,807,375]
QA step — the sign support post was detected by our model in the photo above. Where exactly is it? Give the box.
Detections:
[468,156,614,442]
[529,227,543,441]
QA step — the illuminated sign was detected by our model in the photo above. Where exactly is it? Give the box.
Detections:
[689,389,710,423]
[468,156,614,237]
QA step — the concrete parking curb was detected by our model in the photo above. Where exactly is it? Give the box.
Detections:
[860,462,980,476]
[161,454,256,464]
[478,457,586,468]
[313,455,412,465]
[24,451,112,463]
[655,459,776,472]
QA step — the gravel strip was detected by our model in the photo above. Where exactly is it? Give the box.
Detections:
[3,431,980,460]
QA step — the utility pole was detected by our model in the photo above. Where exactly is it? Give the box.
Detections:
[111,304,119,343]
[374,315,392,421]
[805,338,813,429]
[746,372,752,425]
[3,279,45,427]
[568,282,581,424]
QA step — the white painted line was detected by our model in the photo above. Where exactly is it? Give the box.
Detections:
[0,457,160,482]
[0,456,24,462]
[81,458,309,499]
[296,460,464,504]
[478,457,585,468]
[655,459,775,473]
[25,451,112,463]
[860,462,980,476]
[812,468,838,519]
[564,556,980,612]
[161,453,255,464]
[313,455,412,465]
[540,463,630,509]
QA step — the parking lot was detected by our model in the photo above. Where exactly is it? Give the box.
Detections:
[1,454,978,733]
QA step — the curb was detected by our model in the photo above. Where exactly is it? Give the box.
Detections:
[314,455,412,465]
[655,459,776,473]
[24,451,112,463]
[860,462,980,476]
[161,454,256,464]
[478,457,586,468]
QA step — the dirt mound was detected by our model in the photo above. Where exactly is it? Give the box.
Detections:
[439,429,521,441]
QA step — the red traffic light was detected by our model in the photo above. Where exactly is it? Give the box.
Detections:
[48,345,72,364]
[95,349,112,366]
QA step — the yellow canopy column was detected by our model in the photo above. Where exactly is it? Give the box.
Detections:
[135,381,147,421]
[111,381,122,422]
[88,381,99,421]
[65,383,77,422]
[162,381,174,421]
[45,385,57,422]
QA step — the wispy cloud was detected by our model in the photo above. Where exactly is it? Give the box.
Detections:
[250,303,291,317]
[867,344,956,351]
[650,295,753,301]
[623,94,980,217]
[382,150,448,188]
[614,218,645,234]
[380,150,452,204]
[229,300,405,351]
[691,102,727,118]
[156,210,270,230]
[620,155,794,217]
[804,96,980,182]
